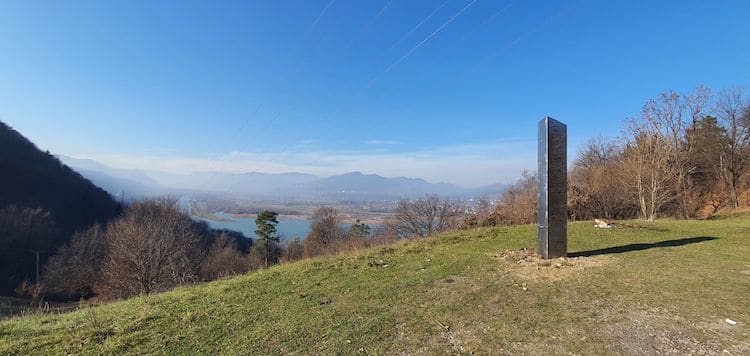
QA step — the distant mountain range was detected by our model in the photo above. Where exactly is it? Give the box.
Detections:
[58,156,508,201]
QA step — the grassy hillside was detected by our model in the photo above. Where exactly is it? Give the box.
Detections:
[1,215,748,354]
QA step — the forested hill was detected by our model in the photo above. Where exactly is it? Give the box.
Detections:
[0,121,121,294]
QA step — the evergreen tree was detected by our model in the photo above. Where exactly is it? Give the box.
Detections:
[254,211,279,267]
[686,116,732,212]
[349,219,370,237]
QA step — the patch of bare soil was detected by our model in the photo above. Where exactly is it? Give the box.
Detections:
[432,275,469,286]
[601,308,750,355]
[492,248,611,281]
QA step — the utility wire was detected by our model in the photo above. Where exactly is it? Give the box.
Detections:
[308,0,337,35]
[363,0,479,91]
[389,0,451,50]
[471,0,584,72]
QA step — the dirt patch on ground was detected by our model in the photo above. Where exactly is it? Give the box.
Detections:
[432,275,469,286]
[491,248,611,281]
[601,308,749,355]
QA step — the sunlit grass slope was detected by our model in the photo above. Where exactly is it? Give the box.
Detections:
[1,214,749,354]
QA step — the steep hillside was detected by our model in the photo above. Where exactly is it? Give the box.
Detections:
[0,122,121,294]
[1,215,748,354]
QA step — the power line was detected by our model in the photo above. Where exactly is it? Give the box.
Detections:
[471,0,585,72]
[308,0,338,36]
[363,0,479,91]
[191,0,340,195]
[389,0,451,50]
[459,0,517,42]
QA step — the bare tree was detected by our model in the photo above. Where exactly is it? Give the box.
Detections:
[619,90,698,221]
[714,87,750,208]
[41,224,105,299]
[393,195,463,238]
[281,238,305,262]
[98,199,203,298]
[0,205,57,294]
[303,207,347,257]
[461,196,495,228]
[199,232,250,280]
[619,131,679,222]
[644,91,693,218]
[569,137,635,220]
[492,171,538,225]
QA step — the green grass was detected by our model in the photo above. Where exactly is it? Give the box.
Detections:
[1,215,749,354]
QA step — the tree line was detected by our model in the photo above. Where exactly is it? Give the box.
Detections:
[466,85,750,227]
[17,195,464,301]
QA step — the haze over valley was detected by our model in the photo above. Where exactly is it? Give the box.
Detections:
[59,155,508,201]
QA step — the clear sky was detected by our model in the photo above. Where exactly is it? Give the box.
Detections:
[1,0,749,187]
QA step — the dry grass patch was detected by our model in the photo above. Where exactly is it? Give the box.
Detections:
[492,248,612,282]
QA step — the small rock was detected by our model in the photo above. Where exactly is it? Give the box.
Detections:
[346,339,351,344]
[725,318,737,325]
[522,287,528,291]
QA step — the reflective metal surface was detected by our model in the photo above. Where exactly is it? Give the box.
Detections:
[537,117,567,259]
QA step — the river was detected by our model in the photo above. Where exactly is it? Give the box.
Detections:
[178,196,360,240]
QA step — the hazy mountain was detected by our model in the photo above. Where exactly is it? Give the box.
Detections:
[143,171,319,196]
[57,156,163,199]
[299,171,466,200]
[62,158,508,201]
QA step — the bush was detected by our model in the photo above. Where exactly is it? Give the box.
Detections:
[303,208,348,258]
[97,199,204,299]
[281,238,305,262]
[392,195,464,237]
[491,171,537,226]
[41,225,105,299]
[200,232,252,280]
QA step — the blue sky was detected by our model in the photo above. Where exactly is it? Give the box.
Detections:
[1,0,749,187]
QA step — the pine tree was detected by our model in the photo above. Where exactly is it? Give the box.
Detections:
[254,211,279,267]
[349,219,370,237]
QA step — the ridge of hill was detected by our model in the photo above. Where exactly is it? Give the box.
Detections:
[1,214,748,354]
[0,122,121,294]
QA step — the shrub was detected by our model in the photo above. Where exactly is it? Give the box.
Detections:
[97,199,204,299]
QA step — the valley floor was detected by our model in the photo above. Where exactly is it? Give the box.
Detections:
[1,214,749,354]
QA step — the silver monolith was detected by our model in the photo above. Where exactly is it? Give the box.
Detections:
[538,117,567,259]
